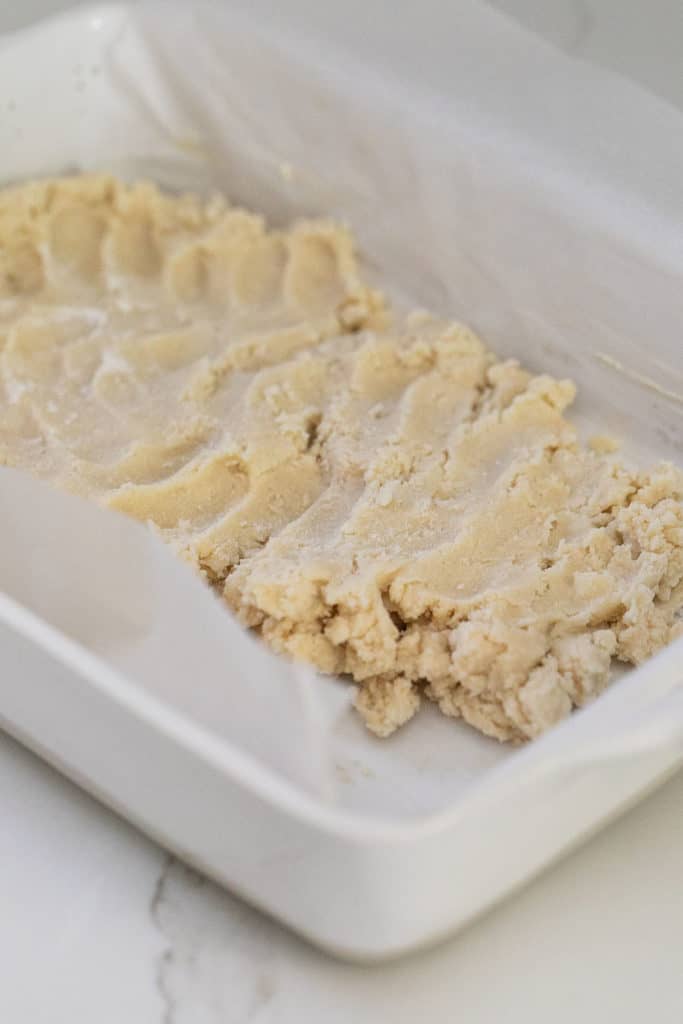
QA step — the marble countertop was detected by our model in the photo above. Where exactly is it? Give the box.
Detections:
[2,2,683,1021]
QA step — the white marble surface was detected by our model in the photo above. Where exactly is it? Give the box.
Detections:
[2,2,683,1021]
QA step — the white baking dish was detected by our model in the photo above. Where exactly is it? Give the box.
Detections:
[0,2,682,961]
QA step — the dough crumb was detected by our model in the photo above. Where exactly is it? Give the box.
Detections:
[355,677,421,738]
[588,434,620,454]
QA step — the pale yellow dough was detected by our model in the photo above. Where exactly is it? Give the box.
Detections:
[1,175,682,742]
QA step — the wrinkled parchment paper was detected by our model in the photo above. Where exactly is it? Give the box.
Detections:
[0,468,342,794]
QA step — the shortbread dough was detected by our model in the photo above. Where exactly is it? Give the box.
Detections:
[1,176,682,742]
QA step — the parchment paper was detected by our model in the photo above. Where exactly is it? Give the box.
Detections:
[0,0,681,813]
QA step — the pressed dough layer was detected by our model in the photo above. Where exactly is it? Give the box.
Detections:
[1,176,682,742]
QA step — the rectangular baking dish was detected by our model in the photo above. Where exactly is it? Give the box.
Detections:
[0,1,682,961]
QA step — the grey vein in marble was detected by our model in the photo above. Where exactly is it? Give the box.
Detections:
[149,859,278,1023]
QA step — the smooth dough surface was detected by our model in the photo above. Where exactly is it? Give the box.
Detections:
[1,175,682,742]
